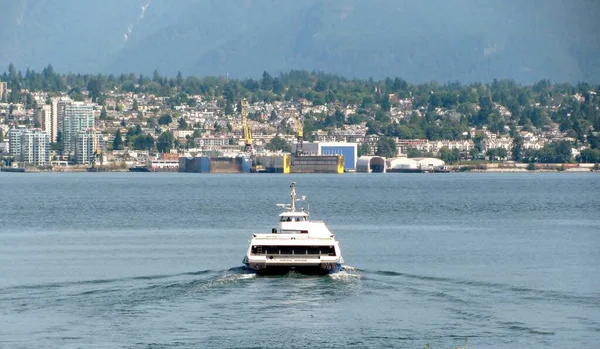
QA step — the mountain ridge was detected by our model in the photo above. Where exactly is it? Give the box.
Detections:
[1,0,599,83]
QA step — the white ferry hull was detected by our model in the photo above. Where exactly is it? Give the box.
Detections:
[243,257,343,275]
[242,182,345,275]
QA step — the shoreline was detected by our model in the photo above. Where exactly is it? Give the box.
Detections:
[0,168,597,174]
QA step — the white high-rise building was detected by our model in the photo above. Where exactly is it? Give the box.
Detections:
[8,126,26,159]
[21,129,50,166]
[63,102,94,154]
[0,81,7,101]
[52,96,72,140]
[37,104,57,142]
[75,129,105,165]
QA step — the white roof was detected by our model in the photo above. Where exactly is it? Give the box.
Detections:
[279,221,332,237]
[279,211,309,217]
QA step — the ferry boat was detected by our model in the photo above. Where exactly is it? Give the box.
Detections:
[242,182,344,275]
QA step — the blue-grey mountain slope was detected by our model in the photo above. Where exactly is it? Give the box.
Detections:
[1,0,599,83]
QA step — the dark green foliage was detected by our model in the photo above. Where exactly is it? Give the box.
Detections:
[512,136,524,161]
[156,131,175,153]
[133,134,154,151]
[375,137,397,158]
[522,141,573,163]
[1,63,599,151]
[486,148,508,161]
[265,135,291,153]
[439,147,461,164]
[358,143,370,157]
[112,129,123,150]
[577,149,600,163]
[53,131,64,154]
[158,114,173,126]
[178,117,188,130]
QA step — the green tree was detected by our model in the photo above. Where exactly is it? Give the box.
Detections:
[375,137,397,158]
[577,149,600,163]
[132,99,138,111]
[486,148,497,161]
[261,71,273,91]
[407,148,424,158]
[512,136,523,161]
[133,134,154,151]
[473,134,484,153]
[100,107,107,120]
[158,114,173,126]
[112,129,123,150]
[588,131,599,149]
[214,122,223,133]
[178,117,188,130]
[55,131,64,154]
[358,143,370,157]
[439,147,460,164]
[186,136,196,148]
[225,103,234,115]
[87,78,102,102]
[496,147,508,160]
[156,131,174,153]
[380,94,391,112]
[265,135,291,152]
[375,110,390,123]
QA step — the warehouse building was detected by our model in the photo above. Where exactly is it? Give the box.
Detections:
[291,142,357,171]
[356,156,386,173]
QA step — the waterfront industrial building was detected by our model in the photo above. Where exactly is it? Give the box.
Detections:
[178,155,251,173]
[386,157,446,172]
[291,141,357,171]
[357,156,387,173]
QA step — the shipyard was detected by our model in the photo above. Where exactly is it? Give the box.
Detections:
[2,76,599,175]
[175,99,349,174]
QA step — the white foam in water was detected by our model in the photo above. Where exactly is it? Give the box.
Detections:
[329,266,362,280]
[216,271,256,284]
[191,271,256,293]
[235,273,257,280]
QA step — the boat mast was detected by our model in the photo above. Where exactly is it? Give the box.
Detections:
[290,182,297,212]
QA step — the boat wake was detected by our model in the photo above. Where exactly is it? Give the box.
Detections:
[329,266,362,280]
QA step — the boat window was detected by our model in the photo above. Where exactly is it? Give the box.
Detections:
[251,245,336,256]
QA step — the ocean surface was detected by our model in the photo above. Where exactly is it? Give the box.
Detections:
[0,172,599,349]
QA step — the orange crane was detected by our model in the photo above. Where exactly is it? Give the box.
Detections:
[91,129,103,168]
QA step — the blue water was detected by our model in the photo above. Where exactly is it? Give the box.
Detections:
[0,172,599,348]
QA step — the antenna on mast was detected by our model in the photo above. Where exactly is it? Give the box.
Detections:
[277,182,307,213]
[290,182,297,212]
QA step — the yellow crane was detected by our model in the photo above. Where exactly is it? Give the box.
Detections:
[289,116,304,156]
[241,99,253,153]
